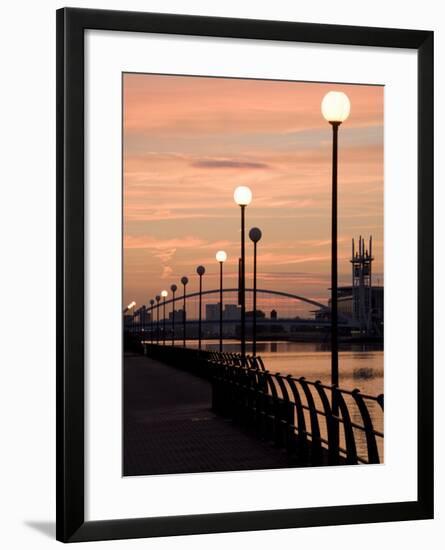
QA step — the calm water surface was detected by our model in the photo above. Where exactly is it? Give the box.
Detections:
[188,339,383,395]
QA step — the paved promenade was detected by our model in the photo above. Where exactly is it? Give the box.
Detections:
[123,353,293,476]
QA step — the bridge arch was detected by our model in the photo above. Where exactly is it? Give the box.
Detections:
[149,288,328,311]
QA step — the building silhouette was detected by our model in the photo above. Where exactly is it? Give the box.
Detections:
[314,236,383,336]
[205,303,219,321]
[169,309,185,322]
[246,310,266,319]
[223,304,241,320]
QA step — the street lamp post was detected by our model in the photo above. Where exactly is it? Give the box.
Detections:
[134,308,140,335]
[149,299,155,344]
[161,290,168,345]
[124,300,136,314]
[155,295,161,345]
[216,251,227,353]
[234,186,252,362]
[321,90,350,390]
[170,284,177,346]
[196,266,206,350]
[141,305,146,339]
[249,227,262,357]
[124,301,136,334]
[322,91,350,463]
[181,276,188,347]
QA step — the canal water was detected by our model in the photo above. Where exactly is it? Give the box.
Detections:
[188,340,383,395]
[185,339,384,462]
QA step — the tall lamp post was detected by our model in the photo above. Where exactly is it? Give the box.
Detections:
[233,186,252,361]
[141,305,146,339]
[134,308,140,335]
[161,290,168,345]
[196,265,206,350]
[181,276,188,347]
[170,284,177,346]
[249,227,262,357]
[155,295,161,345]
[124,301,136,334]
[216,250,227,353]
[149,299,155,344]
[124,300,136,314]
[124,300,136,332]
[321,91,350,390]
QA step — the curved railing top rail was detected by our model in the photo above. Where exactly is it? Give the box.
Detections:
[195,348,383,405]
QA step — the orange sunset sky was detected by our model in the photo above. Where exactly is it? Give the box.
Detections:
[123,73,383,317]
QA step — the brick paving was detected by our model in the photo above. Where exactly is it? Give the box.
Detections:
[123,353,294,476]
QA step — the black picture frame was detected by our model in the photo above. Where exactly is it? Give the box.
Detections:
[56,7,434,543]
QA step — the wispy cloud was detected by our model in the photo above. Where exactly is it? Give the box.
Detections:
[191,159,271,170]
[124,235,206,250]
[161,266,173,279]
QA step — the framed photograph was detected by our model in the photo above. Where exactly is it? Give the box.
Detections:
[56,7,434,542]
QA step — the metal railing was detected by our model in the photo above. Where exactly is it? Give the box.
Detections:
[141,343,384,466]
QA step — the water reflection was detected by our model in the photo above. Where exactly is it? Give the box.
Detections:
[188,339,383,395]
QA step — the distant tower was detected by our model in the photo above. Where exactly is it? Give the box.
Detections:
[351,236,373,334]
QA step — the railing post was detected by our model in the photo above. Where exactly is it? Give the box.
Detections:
[351,389,380,464]
[274,375,295,453]
[286,375,309,465]
[333,387,358,464]
[313,381,338,465]
[297,377,324,466]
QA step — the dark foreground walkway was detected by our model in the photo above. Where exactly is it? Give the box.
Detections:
[123,353,294,476]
